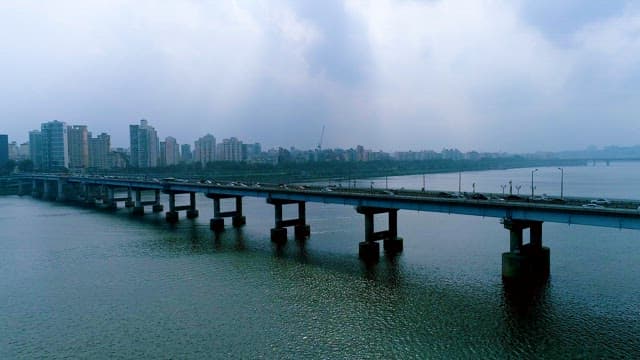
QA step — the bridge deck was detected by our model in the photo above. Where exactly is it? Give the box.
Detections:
[19,175,640,230]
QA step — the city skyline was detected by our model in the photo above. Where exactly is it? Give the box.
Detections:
[2,1,640,152]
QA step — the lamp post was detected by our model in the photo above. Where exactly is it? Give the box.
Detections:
[422,174,426,192]
[557,167,564,199]
[531,168,538,198]
[458,171,462,195]
[500,184,507,194]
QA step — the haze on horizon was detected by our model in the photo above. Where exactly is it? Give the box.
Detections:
[1,0,639,152]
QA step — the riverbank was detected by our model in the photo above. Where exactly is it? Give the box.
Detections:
[84,157,586,183]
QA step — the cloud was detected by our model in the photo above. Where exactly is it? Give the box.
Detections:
[1,1,639,152]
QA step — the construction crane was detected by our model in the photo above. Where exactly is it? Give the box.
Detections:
[317,125,325,151]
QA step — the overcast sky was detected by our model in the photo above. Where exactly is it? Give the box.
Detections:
[1,0,640,152]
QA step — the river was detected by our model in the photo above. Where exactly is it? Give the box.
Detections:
[1,162,639,358]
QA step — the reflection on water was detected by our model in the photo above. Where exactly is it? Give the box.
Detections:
[1,164,640,358]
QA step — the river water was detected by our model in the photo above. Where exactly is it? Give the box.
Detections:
[1,163,639,358]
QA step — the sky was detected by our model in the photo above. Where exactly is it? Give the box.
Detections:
[1,0,640,152]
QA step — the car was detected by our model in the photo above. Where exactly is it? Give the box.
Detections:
[582,203,605,209]
[505,195,524,201]
[470,193,488,200]
[591,198,610,205]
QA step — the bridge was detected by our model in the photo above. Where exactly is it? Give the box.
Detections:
[13,174,640,283]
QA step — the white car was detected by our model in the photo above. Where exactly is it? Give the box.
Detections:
[590,198,610,205]
[582,203,604,209]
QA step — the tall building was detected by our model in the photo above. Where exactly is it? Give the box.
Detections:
[244,143,262,161]
[0,134,8,166]
[181,144,192,163]
[89,132,110,169]
[8,141,18,160]
[217,137,243,162]
[41,120,69,169]
[194,134,216,166]
[19,142,29,161]
[163,136,179,166]
[129,119,159,168]
[29,130,43,169]
[67,125,89,168]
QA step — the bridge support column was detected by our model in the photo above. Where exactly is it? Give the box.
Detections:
[31,179,41,198]
[18,182,29,196]
[165,193,179,223]
[232,196,246,227]
[267,198,310,243]
[56,179,67,202]
[43,181,56,200]
[186,192,199,219]
[356,206,403,261]
[501,218,550,282]
[104,187,117,209]
[82,184,95,205]
[206,194,245,232]
[152,190,163,212]
[125,188,134,208]
[132,190,144,216]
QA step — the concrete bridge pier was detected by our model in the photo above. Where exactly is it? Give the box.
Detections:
[83,184,98,206]
[267,198,311,244]
[356,206,404,261]
[104,187,117,209]
[43,180,55,200]
[125,188,134,208]
[152,190,163,212]
[186,193,199,219]
[206,194,246,232]
[56,179,67,202]
[501,218,550,282]
[31,179,41,198]
[165,192,199,223]
[18,182,30,196]
[132,190,145,216]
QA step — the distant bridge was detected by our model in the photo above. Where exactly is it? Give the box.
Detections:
[13,174,640,283]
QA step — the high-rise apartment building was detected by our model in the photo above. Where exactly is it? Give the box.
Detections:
[89,132,110,169]
[194,134,216,166]
[163,136,179,166]
[217,137,243,162]
[67,125,89,168]
[181,144,192,163]
[8,142,18,160]
[7,141,29,161]
[41,120,69,169]
[0,134,8,166]
[18,143,29,161]
[129,119,159,168]
[244,143,262,161]
[29,130,43,169]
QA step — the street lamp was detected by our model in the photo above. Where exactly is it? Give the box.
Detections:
[557,167,564,199]
[500,184,506,194]
[458,171,462,195]
[531,168,538,198]
[516,185,522,195]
